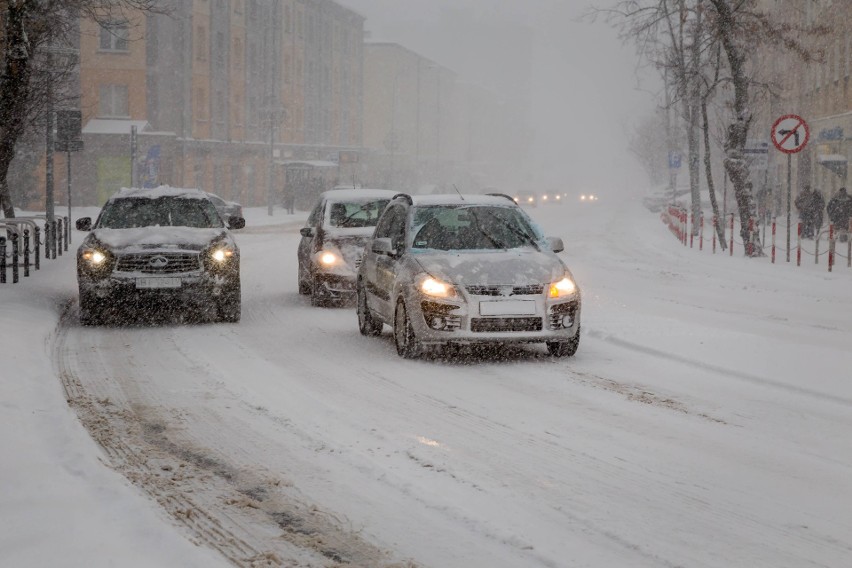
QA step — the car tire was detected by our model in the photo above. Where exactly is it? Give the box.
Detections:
[217,281,242,323]
[394,299,422,358]
[298,263,311,295]
[357,282,383,336]
[546,326,580,357]
[79,291,102,326]
[310,278,326,307]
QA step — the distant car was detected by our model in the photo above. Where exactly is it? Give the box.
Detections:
[75,187,245,325]
[540,192,562,204]
[298,188,398,306]
[206,192,243,225]
[579,193,599,203]
[356,193,581,358]
[513,191,537,207]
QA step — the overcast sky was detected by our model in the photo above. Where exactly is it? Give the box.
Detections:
[338,0,660,195]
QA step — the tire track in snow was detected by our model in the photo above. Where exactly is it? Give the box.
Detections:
[53,302,413,568]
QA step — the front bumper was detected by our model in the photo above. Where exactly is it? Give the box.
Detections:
[78,271,236,304]
[408,293,581,345]
[313,271,357,299]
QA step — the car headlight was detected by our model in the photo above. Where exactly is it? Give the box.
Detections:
[548,276,577,298]
[418,274,458,298]
[82,249,107,266]
[210,246,236,263]
[318,250,339,266]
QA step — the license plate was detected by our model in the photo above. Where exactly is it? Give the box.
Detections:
[479,299,536,316]
[136,277,182,289]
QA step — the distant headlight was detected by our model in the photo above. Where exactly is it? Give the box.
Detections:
[548,276,577,298]
[418,275,457,298]
[81,249,107,266]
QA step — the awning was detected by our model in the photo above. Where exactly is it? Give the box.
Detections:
[817,154,848,178]
[83,119,151,135]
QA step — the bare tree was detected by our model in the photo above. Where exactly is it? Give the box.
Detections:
[0,0,164,218]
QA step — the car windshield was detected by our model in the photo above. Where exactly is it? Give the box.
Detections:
[326,199,390,228]
[97,197,225,229]
[410,205,543,251]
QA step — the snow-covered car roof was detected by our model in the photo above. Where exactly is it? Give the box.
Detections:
[408,193,520,207]
[321,188,399,202]
[109,186,209,201]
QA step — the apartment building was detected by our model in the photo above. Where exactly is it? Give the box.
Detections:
[752,0,851,200]
[363,42,530,193]
[74,0,364,207]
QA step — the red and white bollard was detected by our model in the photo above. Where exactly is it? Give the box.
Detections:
[797,222,802,266]
[690,212,694,248]
[712,215,717,254]
[771,217,776,263]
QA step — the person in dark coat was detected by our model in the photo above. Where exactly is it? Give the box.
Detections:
[827,187,852,242]
[795,185,816,238]
[811,187,826,237]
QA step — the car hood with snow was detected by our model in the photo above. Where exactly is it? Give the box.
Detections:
[413,248,569,287]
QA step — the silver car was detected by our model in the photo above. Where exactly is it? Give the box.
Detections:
[356,193,581,358]
[298,188,398,306]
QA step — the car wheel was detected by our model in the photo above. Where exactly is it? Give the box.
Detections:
[357,282,383,336]
[79,291,102,326]
[310,278,326,307]
[546,325,580,357]
[394,299,422,358]
[217,281,242,323]
[298,263,311,295]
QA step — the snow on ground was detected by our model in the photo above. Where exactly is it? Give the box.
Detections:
[1,197,851,567]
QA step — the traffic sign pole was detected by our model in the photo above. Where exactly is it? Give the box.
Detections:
[771,114,809,262]
[786,154,791,262]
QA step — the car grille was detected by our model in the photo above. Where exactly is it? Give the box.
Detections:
[115,252,201,274]
[470,317,542,333]
[465,284,544,296]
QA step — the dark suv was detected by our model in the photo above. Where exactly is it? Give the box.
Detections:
[75,187,245,325]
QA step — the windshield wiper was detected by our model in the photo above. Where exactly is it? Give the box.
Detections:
[481,210,540,251]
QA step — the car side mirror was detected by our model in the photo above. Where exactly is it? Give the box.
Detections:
[300,227,314,238]
[547,237,564,253]
[372,237,394,256]
[228,216,246,230]
[76,217,92,231]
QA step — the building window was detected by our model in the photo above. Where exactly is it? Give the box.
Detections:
[99,22,129,52]
[98,84,129,117]
[216,31,225,66]
[234,38,242,68]
[196,26,207,61]
[196,87,208,120]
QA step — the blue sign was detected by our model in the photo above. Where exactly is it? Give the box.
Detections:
[668,151,682,169]
[818,126,843,141]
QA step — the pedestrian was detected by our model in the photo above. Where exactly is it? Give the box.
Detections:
[811,187,826,238]
[827,187,852,242]
[283,187,295,214]
[795,185,816,238]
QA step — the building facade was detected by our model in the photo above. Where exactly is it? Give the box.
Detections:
[752,0,851,207]
[73,0,364,209]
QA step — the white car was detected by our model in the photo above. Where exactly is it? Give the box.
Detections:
[298,188,399,305]
[356,193,581,358]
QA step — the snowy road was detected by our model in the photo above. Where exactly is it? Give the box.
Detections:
[52,199,852,567]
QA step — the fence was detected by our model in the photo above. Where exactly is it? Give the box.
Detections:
[0,215,69,284]
[661,205,852,272]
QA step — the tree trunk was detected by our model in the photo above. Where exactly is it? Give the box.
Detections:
[709,0,762,256]
[0,2,34,218]
[702,97,726,249]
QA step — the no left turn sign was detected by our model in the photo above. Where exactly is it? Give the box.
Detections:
[771,114,809,154]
